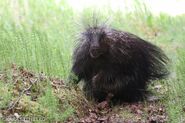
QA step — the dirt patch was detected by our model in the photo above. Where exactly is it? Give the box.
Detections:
[0,64,167,122]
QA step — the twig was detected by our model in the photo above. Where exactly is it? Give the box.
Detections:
[8,84,33,111]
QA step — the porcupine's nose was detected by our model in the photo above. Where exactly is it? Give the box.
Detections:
[89,47,102,58]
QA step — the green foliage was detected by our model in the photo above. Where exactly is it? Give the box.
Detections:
[0,0,74,79]
[0,81,13,109]
[38,84,74,122]
[167,50,185,122]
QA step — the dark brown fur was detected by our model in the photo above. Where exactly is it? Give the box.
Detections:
[71,25,169,102]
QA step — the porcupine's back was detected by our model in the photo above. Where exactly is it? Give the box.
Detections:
[103,28,169,81]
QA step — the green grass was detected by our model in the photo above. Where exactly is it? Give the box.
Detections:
[0,81,13,109]
[38,84,74,122]
[0,0,185,122]
[167,50,185,122]
[0,0,74,79]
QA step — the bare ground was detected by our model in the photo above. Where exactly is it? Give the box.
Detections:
[0,64,167,123]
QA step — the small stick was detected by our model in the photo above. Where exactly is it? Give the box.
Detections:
[8,84,33,111]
